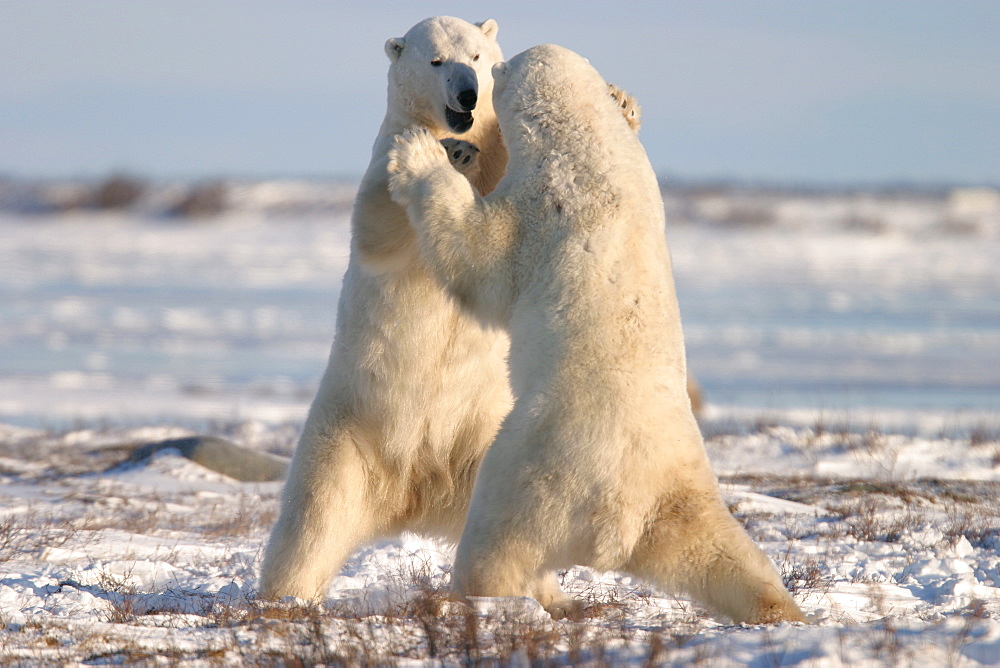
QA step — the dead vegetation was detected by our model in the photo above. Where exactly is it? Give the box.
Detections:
[2,420,1000,664]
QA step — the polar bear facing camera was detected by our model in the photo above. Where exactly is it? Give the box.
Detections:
[259,17,516,602]
[387,44,806,624]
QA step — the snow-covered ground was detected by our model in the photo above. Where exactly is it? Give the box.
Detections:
[1,182,999,664]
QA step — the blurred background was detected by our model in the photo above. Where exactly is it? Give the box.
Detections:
[1,1,998,432]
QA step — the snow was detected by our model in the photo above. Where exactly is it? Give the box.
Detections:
[2,182,999,664]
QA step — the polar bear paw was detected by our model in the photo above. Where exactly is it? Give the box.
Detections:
[440,138,481,178]
[545,598,587,621]
[387,127,450,205]
[608,83,642,133]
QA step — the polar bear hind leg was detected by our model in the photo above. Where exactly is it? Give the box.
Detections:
[623,489,807,624]
[259,432,380,600]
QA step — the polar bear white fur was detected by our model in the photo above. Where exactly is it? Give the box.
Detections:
[387,44,805,624]
[258,16,517,602]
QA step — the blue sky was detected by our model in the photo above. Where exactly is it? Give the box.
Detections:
[2,1,998,184]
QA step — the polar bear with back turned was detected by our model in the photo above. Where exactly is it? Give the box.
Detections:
[387,44,805,624]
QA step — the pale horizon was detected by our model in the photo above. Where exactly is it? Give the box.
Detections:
[2,1,998,186]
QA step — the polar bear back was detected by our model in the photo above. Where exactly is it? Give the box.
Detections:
[492,45,688,404]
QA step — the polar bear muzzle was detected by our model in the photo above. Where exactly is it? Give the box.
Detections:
[445,64,478,133]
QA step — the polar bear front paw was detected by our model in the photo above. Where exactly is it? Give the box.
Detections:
[440,138,481,179]
[387,127,450,205]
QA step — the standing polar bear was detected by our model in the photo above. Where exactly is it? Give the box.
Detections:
[387,44,806,624]
[259,16,515,602]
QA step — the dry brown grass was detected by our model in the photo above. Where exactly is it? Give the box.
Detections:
[96,567,141,624]
[0,515,25,562]
[781,553,835,597]
[829,498,916,543]
[5,419,1000,664]
[942,501,1000,547]
[200,495,279,539]
[968,423,1000,449]
[0,510,81,563]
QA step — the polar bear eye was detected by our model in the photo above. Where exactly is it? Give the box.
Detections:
[473,54,480,62]
[431,59,443,67]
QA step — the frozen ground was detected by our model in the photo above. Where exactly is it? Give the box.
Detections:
[1,181,999,664]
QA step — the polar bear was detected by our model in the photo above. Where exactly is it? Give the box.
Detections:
[387,44,805,624]
[259,16,516,602]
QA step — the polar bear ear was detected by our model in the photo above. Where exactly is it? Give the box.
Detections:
[477,19,499,40]
[492,61,510,83]
[385,37,405,62]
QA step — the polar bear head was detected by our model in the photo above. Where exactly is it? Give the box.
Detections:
[385,17,502,134]
[491,44,623,162]
[492,44,608,125]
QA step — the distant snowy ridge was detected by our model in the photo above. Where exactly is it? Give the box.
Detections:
[0,176,359,218]
[2,176,998,237]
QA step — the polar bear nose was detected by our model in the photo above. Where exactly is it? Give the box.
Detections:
[456,88,478,111]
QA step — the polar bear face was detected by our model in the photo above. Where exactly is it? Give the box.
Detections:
[385,17,502,134]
